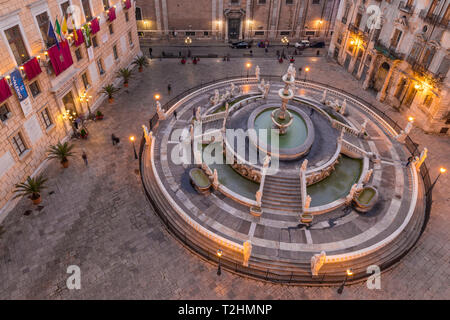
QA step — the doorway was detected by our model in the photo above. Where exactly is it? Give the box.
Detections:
[62,91,78,116]
[228,18,240,39]
[373,62,390,92]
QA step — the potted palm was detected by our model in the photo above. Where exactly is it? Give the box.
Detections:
[47,142,75,168]
[14,175,48,205]
[132,55,148,72]
[101,84,119,103]
[116,67,133,87]
[95,110,104,120]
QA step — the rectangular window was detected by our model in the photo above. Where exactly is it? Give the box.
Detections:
[97,59,105,75]
[60,1,70,20]
[286,0,293,4]
[337,33,343,44]
[0,104,12,122]
[258,0,266,3]
[75,48,82,61]
[29,81,41,97]
[92,35,98,48]
[35,11,56,48]
[204,31,209,36]
[128,31,133,46]
[113,45,119,60]
[81,72,89,89]
[390,29,402,49]
[41,108,53,128]
[255,31,265,35]
[280,31,290,35]
[109,24,114,35]
[422,47,436,68]
[231,0,239,4]
[355,13,362,29]
[4,25,30,65]
[125,12,129,22]
[103,0,110,10]
[12,132,27,156]
[185,31,195,36]
[305,31,315,36]
[423,95,433,108]
[81,0,93,22]
[313,0,320,4]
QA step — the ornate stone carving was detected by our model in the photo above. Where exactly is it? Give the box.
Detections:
[311,251,326,276]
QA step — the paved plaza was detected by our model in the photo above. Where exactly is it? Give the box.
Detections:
[0,53,449,299]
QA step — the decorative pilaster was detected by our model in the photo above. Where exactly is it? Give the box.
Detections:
[243,240,252,267]
[311,251,326,276]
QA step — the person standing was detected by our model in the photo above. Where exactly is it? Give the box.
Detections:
[405,156,414,167]
[173,110,177,120]
[149,47,153,59]
[82,150,88,166]
[167,83,172,95]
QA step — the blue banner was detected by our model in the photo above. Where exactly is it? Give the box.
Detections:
[10,69,28,102]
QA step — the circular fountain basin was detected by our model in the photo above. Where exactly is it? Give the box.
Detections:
[248,104,315,160]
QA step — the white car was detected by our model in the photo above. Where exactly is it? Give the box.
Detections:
[294,40,310,48]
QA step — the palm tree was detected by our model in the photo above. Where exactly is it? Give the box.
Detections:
[100,84,119,103]
[14,175,48,205]
[116,68,133,87]
[47,142,75,168]
[132,55,149,72]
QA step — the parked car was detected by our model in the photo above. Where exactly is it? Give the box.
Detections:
[294,40,310,48]
[230,41,252,49]
[310,41,325,48]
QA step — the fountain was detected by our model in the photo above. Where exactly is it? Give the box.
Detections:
[271,63,296,134]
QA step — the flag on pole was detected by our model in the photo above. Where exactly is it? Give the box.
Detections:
[55,18,64,41]
[61,17,68,36]
[47,21,60,50]
[72,20,78,43]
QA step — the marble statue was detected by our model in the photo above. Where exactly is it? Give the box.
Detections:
[346,183,358,203]
[156,101,166,120]
[196,106,201,121]
[255,190,262,205]
[300,159,309,172]
[340,99,347,114]
[255,65,260,81]
[304,195,312,209]
[263,82,270,99]
[415,147,428,170]
[321,89,327,104]
[311,251,326,276]
[287,63,296,80]
[212,169,219,189]
[364,168,373,184]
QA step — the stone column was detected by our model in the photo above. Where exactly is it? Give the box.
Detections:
[154,0,162,36]
[377,62,395,102]
[161,0,168,36]
[363,54,378,90]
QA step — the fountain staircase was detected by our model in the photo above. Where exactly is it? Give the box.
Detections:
[261,175,302,214]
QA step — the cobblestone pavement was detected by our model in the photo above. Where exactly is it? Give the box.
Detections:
[0,55,448,299]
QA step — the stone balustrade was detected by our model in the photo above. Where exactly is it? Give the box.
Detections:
[331,119,360,136]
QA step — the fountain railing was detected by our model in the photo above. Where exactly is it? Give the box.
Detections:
[341,139,371,158]
[306,141,342,185]
[202,111,228,123]
[331,119,360,137]
[147,139,246,260]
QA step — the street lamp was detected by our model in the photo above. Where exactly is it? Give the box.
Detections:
[426,167,446,197]
[130,135,138,159]
[281,36,289,46]
[246,62,251,81]
[304,66,310,81]
[80,92,93,119]
[217,249,223,276]
[154,93,161,101]
[337,269,353,294]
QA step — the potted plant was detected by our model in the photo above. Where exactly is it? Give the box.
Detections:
[116,67,133,87]
[279,57,283,63]
[47,142,75,168]
[13,174,48,205]
[181,58,186,64]
[95,110,104,120]
[132,55,149,72]
[100,84,119,103]
[80,128,88,139]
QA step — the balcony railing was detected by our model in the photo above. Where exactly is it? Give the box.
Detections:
[348,23,359,33]
[398,1,415,14]
[374,40,405,60]
[419,9,440,24]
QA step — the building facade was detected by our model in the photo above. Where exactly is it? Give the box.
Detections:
[0,0,141,214]
[329,0,450,134]
[135,0,341,41]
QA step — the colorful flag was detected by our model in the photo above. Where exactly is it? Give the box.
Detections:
[72,18,78,43]
[47,21,60,50]
[82,25,91,48]
[55,18,63,41]
[61,17,68,35]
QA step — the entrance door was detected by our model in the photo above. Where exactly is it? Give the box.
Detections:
[62,91,78,116]
[403,87,417,108]
[228,18,240,39]
[373,62,390,92]
[343,54,351,70]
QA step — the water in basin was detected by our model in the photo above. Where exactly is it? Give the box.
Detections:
[358,188,376,204]
[307,155,362,206]
[254,107,308,149]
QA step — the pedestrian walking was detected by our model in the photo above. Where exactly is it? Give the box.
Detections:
[276,50,280,58]
[265,47,268,54]
[405,156,413,167]
[82,150,88,166]
[178,51,181,57]
[249,50,253,56]
[310,108,314,117]
[167,83,172,95]
[111,134,120,145]
[149,47,153,59]
[173,110,177,120]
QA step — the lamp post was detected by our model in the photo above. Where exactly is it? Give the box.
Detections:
[246,62,251,81]
[281,36,289,47]
[304,66,310,82]
[217,249,223,276]
[337,269,353,294]
[426,167,446,197]
[130,136,138,159]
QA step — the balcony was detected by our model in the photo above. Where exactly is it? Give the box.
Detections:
[341,17,347,24]
[398,1,415,14]
[348,23,359,34]
[374,40,405,60]
[419,9,440,24]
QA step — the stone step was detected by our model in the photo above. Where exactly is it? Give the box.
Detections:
[262,193,301,201]
[263,184,301,193]
[265,175,300,182]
